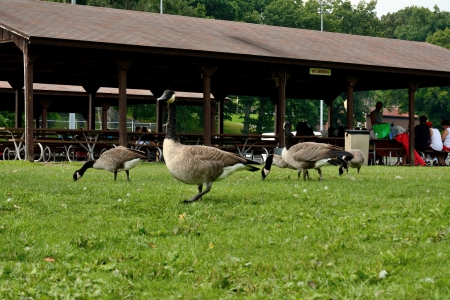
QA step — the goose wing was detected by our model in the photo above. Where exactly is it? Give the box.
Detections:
[182,145,250,166]
[290,142,345,162]
[99,146,147,168]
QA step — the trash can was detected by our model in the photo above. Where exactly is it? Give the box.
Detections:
[273,147,283,156]
[345,130,370,166]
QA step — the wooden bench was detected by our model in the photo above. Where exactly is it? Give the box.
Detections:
[421,149,450,166]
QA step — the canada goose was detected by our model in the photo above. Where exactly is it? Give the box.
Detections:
[262,153,309,180]
[262,122,353,181]
[73,146,147,181]
[339,149,365,175]
[157,89,260,203]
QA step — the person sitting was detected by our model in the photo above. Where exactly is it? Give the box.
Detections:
[135,126,141,132]
[414,115,431,154]
[337,125,346,137]
[295,121,313,136]
[427,121,446,166]
[327,126,336,137]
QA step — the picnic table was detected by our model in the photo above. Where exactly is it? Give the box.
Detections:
[0,127,120,162]
[371,138,406,165]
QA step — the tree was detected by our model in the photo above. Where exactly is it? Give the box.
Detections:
[0,111,14,127]
[381,6,450,41]
[330,0,382,36]
[427,28,450,49]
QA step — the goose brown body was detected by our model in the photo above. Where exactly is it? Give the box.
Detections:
[158,90,260,203]
[261,122,353,181]
[339,148,365,175]
[73,146,147,181]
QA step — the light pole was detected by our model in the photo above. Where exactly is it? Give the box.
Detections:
[319,0,324,132]
[160,0,163,14]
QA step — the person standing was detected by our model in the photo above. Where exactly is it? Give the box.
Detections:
[370,101,384,164]
[370,101,383,125]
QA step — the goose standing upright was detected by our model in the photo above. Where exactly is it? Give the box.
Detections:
[73,146,147,181]
[157,90,260,203]
[262,122,353,181]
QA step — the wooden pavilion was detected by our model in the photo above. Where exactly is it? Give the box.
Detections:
[1,0,450,163]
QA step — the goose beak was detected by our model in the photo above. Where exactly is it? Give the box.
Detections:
[157,90,176,103]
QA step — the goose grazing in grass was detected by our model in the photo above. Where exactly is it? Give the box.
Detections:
[262,122,353,181]
[73,146,147,181]
[339,148,365,175]
[157,89,260,203]
[262,153,309,180]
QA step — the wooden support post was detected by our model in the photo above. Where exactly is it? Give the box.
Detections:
[101,103,110,130]
[82,85,99,130]
[24,49,35,161]
[201,66,216,146]
[114,60,133,146]
[213,92,228,135]
[218,99,224,134]
[211,104,217,134]
[346,76,358,130]
[328,100,334,128]
[274,69,290,148]
[39,100,51,129]
[8,82,24,128]
[408,81,420,166]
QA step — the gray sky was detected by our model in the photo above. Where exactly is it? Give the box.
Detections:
[349,0,450,17]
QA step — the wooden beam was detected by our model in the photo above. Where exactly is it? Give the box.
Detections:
[101,102,110,130]
[114,60,133,146]
[15,89,23,128]
[24,48,36,161]
[201,66,216,146]
[39,99,51,129]
[328,100,334,128]
[346,76,359,130]
[82,85,99,130]
[274,69,289,148]
[408,81,420,166]
[151,87,167,133]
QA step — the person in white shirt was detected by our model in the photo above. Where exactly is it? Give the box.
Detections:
[427,121,446,166]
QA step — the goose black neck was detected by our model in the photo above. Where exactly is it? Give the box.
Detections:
[78,160,95,176]
[166,102,180,142]
[285,133,294,150]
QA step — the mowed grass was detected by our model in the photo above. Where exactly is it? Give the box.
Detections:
[1,160,450,299]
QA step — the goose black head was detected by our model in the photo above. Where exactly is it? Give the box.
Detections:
[157,90,176,103]
[261,154,274,180]
[73,171,82,181]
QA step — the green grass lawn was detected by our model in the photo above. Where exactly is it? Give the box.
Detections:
[1,161,449,298]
